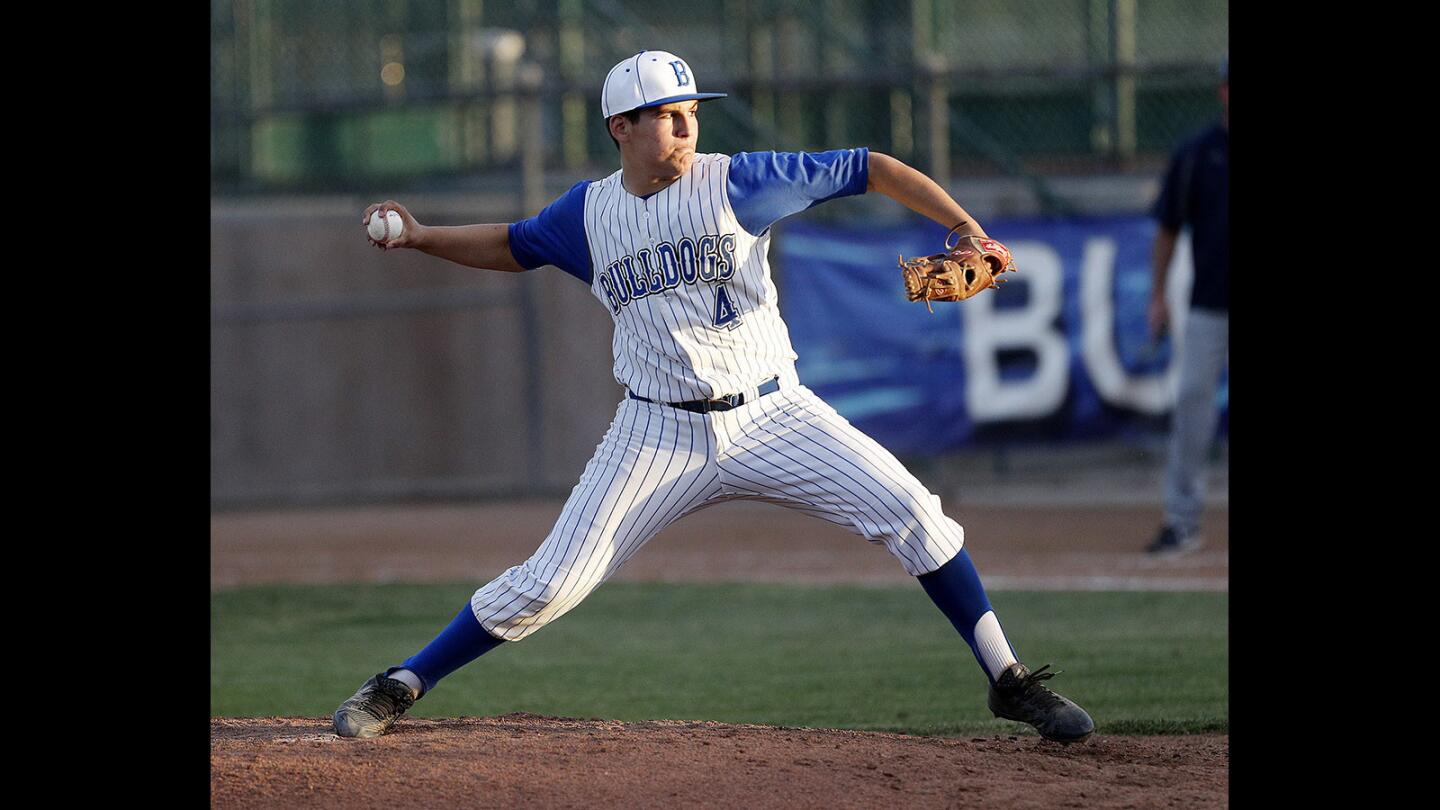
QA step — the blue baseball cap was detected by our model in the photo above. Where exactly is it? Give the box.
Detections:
[600,51,727,118]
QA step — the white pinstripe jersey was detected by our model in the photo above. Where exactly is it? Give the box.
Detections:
[508,148,869,403]
[581,153,799,403]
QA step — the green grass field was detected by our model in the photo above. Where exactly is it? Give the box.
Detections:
[211,582,1226,736]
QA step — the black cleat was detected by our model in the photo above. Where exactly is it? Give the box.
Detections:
[988,663,1094,743]
[1146,525,1202,555]
[333,673,417,738]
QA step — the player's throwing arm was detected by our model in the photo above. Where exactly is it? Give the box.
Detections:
[362,200,527,273]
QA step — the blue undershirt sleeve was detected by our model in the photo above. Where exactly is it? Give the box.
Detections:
[507,180,593,283]
[726,148,870,237]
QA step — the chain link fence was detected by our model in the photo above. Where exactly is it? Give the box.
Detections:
[212,0,1227,195]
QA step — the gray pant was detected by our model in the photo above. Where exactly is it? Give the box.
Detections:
[1163,308,1229,533]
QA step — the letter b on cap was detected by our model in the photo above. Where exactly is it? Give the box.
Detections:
[670,60,690,87]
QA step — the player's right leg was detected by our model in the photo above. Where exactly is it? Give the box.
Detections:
[471,398,722,641]
[334,397,722,738]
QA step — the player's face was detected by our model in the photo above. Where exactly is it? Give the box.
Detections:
[631,101,700,176]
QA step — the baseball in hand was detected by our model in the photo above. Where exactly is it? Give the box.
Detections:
[368,210,404,242]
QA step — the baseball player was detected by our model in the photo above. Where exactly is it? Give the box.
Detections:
[335,50,1094,743]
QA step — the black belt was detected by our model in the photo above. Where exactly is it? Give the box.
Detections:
[628,377,780,414]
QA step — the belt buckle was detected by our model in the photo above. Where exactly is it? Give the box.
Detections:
[705,395,736,412]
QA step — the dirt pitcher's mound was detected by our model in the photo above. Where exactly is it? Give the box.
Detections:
[211,715,1228,808]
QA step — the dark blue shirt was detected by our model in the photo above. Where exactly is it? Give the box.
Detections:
[1153,124,1228,312]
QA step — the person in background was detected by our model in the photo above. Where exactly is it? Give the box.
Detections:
[1146,54,1229,555]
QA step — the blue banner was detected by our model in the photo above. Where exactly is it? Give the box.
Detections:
[776,216,1227,454]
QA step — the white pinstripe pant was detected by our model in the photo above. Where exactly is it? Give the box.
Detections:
[471,384,967,641]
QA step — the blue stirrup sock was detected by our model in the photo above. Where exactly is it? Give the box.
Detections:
[916,549,1019,683]
[387,603,506,697]
[388,556,1012,696]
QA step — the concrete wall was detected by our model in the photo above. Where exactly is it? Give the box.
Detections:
[211,190,621,506]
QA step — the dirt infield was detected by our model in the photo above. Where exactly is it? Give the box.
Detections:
[212,716,1227,809]
[210,500,1228,591]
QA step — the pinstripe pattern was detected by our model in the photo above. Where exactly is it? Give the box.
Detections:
[583,153,802,403]
[472,397,722,639]
[472,387,965,639]
[712,385,965,576]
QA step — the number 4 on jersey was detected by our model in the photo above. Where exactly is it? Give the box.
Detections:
[713,284,741,329]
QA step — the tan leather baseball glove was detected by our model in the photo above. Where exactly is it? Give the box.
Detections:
[898,230,1018,312]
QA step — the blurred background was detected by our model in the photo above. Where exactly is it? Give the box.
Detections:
[210,0,1229,509]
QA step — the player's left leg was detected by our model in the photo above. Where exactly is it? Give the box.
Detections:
[714,384,1093,742]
